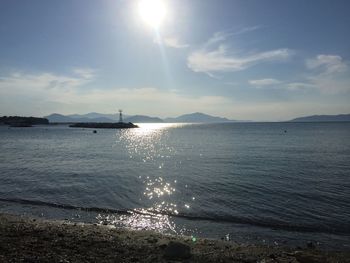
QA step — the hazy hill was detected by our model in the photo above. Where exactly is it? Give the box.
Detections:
[45,112,236,123]
[45,114,114,123]
[67,112,124,121]
[45,114,73,123]
[164,112,232,123]
[289,114,350,122]
[124,115,164,123]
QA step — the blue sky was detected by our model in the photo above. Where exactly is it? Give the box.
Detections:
[0,0,349,121]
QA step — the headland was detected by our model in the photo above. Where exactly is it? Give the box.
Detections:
[0,116,49,127]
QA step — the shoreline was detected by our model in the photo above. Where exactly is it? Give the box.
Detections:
[0,213,349,262]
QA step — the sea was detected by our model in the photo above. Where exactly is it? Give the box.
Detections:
[0,122,349,250]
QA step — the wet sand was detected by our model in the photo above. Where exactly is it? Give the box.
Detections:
[0,213,349,262]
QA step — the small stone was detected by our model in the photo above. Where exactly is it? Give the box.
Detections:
[164,241,191,260]
[158,240,168,249]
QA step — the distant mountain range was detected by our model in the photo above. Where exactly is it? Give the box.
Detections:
[125,115,164,123]
[289,114,350,122]
[67,112,122,121]
[164,112,232,123]
[44,112,237,123]
[20,112,350,124]
[45,113,115,123]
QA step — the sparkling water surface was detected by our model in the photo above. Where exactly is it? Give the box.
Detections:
[0,122,349,249]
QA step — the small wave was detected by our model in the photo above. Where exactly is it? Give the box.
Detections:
[1,197,349,235]
[0,197,130,215]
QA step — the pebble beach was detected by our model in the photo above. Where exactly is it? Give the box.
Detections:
[0,213,349,262]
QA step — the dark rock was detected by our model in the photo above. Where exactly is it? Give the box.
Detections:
[158,240,168,249]
[269,253,276,259]
[242,256,258,263]
[23,256,38,263]
[295,253,324,263]
[164,241,191,260]
[307,241,315,249]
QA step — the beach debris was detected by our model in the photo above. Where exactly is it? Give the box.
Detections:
[163,241,191,260]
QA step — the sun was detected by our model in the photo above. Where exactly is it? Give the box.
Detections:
[138,0,167,29]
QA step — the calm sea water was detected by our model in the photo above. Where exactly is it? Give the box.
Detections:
[0,122,349,249]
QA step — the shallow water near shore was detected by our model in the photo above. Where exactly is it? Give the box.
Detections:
[0,122,349,250]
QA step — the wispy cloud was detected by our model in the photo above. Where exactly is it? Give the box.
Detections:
[305,54,349,93]
[249,78,281,86]
[0,68,95,94]
[163,37,189,49]
[235,25,263,35]
[187,28,292,76]
[204,26,262,47]
[154,36,189,49]
[248,54,350,93]
[285,82,316,91]
[0,70,233,117]
[306,55,347,74]
[188,45,292,75]
[249,79,317,91]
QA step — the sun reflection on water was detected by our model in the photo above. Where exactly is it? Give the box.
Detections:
[98,123,194,234]
[96,209,176,233]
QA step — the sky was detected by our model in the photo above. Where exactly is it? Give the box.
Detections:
[0,0,349,121]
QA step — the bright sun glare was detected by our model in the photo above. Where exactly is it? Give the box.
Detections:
[138,0,167,29]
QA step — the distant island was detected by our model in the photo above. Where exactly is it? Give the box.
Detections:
[0,116,49,127]
[289,114,350,122]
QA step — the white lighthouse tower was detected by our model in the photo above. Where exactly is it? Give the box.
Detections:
[118,109,123,123]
